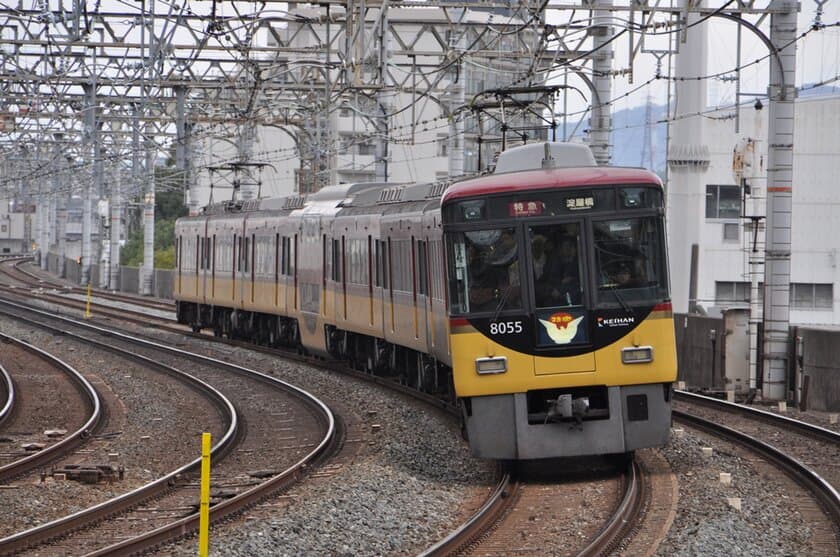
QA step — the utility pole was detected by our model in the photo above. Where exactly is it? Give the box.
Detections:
[762,0,799,400]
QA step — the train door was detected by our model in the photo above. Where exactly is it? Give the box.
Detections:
[340,235,347,321]
[176,234,182,295]
[386,237,395,333]
[420,237,436,350]
[249,232,256,305]
[194,233,200,297]
[274,233,281,310]
[323,235,339,320]
[414,236,429,346]
[284,233,297,314]
[210,234,216,300]
[232,233,237,303]
[373,238,387,335]
[528,221,595,374]
[367,235,374,327]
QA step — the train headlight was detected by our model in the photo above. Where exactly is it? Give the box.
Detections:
[621,346,653,364]
[475,356,507,375]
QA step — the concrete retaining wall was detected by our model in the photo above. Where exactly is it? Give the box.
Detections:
[794,328,840,412]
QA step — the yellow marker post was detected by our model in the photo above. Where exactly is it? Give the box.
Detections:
[198,432,211,557]
[85,283,92,319]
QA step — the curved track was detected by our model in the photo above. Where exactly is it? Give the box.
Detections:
[0,333,102,483]
[674,392,840,552]
[0,357,13,428]
[0,270,652,556]
[0,298,337,556]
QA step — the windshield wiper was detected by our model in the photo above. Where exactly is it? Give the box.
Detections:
[607,285,632,313]
[491,285,514,322]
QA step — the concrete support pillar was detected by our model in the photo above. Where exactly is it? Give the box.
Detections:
[447,13,465,179]
[375,3,390,183]
[141,139,155,296]
[666,0,710,314]
[762,0,799,400]
[81,83,97,286]
[57,188,67,278]
[109,158,122,290]
[589,0,613,165]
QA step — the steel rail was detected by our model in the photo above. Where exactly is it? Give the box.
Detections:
[0,297,336,556]
[675,390,840,446]
[5,259,174,312]
[674,410,840,528]
[576,458,645,557]
[0,283,177,325]
[0,318,240,555]
[0,333,102,484]
[0,357,15,428]
[418,469,515,557]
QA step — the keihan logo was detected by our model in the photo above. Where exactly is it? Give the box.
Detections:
[539,312,583,344]
[597,316,635,328]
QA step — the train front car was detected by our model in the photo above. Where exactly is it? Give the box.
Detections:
[441,162,676,460]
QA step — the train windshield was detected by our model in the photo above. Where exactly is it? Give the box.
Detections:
[446,227,523,315]
[528,223,584,309]
[594,216,668,307]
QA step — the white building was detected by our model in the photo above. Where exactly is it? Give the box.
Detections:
[0,203,27,255]
[667,93,840,326]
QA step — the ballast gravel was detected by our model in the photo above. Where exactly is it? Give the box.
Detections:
[656,430,813,557]
[162,346,496,557]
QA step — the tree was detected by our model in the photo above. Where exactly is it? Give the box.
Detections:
[121,189,187,269]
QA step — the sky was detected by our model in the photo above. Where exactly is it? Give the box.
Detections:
[545,0,840,119]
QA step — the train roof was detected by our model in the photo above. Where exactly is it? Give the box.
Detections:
[441,166,662,205]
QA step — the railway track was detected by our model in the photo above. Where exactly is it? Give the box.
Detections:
[0,355,13,428]
[674,391,840,555]
[0,298,338,556]
[0,333,102,483]
[0,257,174,315]
[420,457,647,556]
[0,274,658,555]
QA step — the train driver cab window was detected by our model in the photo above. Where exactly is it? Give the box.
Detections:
[594,216,669,307]
[528,223,583,309]
[445,227,522,315]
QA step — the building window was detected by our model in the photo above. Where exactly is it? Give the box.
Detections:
[339,107,351,117]
[358,140,375,156]
[436,134,449,157]
[716,281,832,310]
[723,222,739,242]
[791,283,833,310]
[0,224,6,233]
[706,185,741,219]
[715,281,758,304]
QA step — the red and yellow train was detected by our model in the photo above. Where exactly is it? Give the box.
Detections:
[175,143,677,460]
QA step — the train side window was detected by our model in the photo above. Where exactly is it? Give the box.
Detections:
[417,240,428,296]
[444,228,522,314]
[244,236,250,273]
[330,238,342,282]
[374,240,384,288]
[176,236,181,270]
